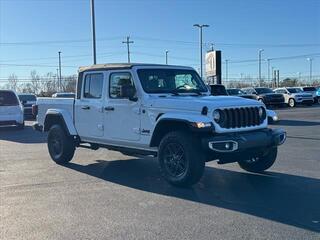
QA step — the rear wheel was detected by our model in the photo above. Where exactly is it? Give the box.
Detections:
[158,131,205,187]
[47,124,75,164]
[238,147,277,173]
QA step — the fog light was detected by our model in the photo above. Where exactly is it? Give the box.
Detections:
[225,143,230,149]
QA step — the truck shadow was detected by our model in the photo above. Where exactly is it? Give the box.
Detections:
[0,125,47,144]
[65,158,320,233]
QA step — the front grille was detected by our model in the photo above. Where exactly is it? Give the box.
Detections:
[217,107,264,129]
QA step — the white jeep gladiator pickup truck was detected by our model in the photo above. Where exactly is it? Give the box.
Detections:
[34,63,286,187]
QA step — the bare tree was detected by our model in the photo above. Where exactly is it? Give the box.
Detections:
[30,70,41,94]
[7,74,19,91]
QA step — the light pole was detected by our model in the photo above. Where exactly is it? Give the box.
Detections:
[90,0,97,64]
[193,24,209,79]
[258,49,264,86]
[165,50,169,65]
[307,58,313,82]
[225,59,229,82]
[58,51,62,91]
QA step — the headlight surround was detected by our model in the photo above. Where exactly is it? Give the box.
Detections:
[258,106,266,120]
[213,109,222,123]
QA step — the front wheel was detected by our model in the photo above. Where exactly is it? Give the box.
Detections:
[158,131,205,187]
[288,98,295,107]
[47,124,75,164]
[238,147,277,173]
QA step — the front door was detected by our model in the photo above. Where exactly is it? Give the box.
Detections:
[75,71,105,140]
[104,71,141,142]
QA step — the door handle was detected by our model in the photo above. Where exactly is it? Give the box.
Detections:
[104,106,115,111]
[81,105,90,110]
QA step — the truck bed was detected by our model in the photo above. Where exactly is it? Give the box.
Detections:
[36,97,74,127]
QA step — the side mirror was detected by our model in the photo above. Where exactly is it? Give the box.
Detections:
[120,85,137,101]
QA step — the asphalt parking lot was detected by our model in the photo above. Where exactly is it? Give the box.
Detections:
[1,105,320,240]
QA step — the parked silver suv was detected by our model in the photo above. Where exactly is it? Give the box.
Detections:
[274,87,314,107]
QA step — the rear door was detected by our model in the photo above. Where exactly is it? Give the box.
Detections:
[74,71,105,140]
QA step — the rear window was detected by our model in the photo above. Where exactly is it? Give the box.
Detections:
[18,94,36,102]
[0,91,19,106]
[303,87,316,91]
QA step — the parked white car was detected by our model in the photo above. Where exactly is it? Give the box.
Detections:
[0,90,24,129]
[274,87,314,107]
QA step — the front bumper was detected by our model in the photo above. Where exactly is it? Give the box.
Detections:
[264,99,285,105]
[202,128,286,153]
[295,98,314,104]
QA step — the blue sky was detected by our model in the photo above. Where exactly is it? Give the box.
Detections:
[0,0,319,81]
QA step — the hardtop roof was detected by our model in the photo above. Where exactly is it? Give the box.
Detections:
[78,63,193,73]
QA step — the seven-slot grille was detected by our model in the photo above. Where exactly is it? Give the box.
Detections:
[217,107,264,129]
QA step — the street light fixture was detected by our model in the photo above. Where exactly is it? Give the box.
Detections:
[258,49,264,86]
[165,50,169,65]
[193,24,209,79]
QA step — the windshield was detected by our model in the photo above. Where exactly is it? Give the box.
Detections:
[137,69,207,94]
[0,91,19,106]
[227,89,244,95]
[18,94,36,102]
[255,88,273,94]
[287,88,302,93]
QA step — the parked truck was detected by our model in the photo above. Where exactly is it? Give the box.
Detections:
[34,63,286,187]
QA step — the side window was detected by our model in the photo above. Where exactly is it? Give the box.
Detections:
[109,72,134,99]
[83,73,103,99]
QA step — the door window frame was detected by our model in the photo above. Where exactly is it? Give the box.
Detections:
[108,71,136,100]
[81,71,106,100]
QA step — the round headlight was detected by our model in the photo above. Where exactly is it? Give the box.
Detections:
[213,110,221,122]
[258,107,266,119]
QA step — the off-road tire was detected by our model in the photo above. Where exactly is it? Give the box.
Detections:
[47,124,75,164]
[238,147,277,173]
[158,131,205,187]
[288,98,295,107]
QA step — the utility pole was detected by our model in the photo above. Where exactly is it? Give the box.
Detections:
[165,50,169,65]
[267,58,270,82]
[307,58,313,82]
[258,49,264,86]
[58,51,62,92]
[225,59,229,82]
[90,0,97,64]
[193,24,209,79]
[122,36,134,63]
[297,72,301,82]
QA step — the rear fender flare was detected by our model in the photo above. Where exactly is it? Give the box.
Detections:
[44,109,77,135]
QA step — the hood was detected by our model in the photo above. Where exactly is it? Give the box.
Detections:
[148,95,262,112]
[291,92,313,97]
